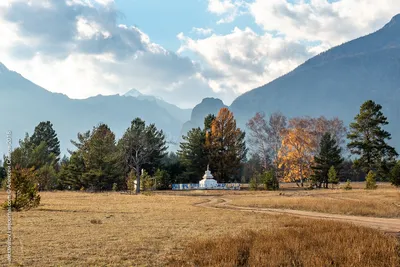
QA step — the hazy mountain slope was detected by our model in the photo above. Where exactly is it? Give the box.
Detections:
[123,89,192,124]
[0,65,184,156]
[180,98,227,137]
[229,15,400,150]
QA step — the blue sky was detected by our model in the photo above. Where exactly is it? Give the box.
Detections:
[0,0,398,108]
[114,0,263,52]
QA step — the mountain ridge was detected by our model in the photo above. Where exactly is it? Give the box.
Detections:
[228,14,400,149]
[0,65,189,155]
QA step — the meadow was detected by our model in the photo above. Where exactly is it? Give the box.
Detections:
[228,182,400,218]
[0,184,399,266]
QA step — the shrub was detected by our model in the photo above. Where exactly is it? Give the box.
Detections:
[390,161,400,187]
[2,167,41,211]
[260,170,279,191]
[343,180,352,190]
[126,170,136,194]
[35,164,57,191]
[328,166,339,189]
[140,170,152,191]
[365,171,377,190]
[90,219,102,224]
[112,183,118,192]
[249,176,258,191]
[142,191,153,196]
[153,169,171,190]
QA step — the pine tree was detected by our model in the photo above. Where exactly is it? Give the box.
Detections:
[161,152,184,184]
[31,121,61,162]
[328,166,339,189]
[153,169,171,190]
[343,179,352,190]
[2,166,40,211]
[59,152,85,190]
[365,171,377,190]
[260,169,279,190]
[348,100,398,180]
[311,133,343,188]
[390,161,400,187]
[83,124,121,191]
[118,118,167,194]
[178,127,208,183]
[207,108,247,183]
[67,124,122,191]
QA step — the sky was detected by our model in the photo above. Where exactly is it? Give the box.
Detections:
[0,0,399,108]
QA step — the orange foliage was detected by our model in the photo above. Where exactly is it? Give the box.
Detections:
[207,108,246,182]
[278,118,315,184]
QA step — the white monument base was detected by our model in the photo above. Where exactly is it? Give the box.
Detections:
[199,165,218,189]
[199,178,218,189]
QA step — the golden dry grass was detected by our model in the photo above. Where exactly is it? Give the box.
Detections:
[0,189,398,266]
[227,182,400,218]
[169,219,400,267]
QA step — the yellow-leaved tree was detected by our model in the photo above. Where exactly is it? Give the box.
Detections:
[279,118,315,187]
[278,117,347,187]
[207,108,247,183]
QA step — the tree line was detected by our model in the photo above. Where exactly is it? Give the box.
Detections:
[245,100,400,189]
[1,100,400,210]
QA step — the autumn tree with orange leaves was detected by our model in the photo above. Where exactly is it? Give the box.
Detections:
[278,117,347,187]
[207,108,247,183]
[279,118,315,187]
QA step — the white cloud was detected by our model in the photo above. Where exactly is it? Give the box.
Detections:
[191,27,214,36]
[2,0,400,109]
[207,0,247,24]
[196,0,400,102]
[249,0,400,47]
[207,0,236,15]
[0,0,223,108]
[178,27,319,96]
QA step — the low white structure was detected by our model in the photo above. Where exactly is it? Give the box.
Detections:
[199,165,218,189]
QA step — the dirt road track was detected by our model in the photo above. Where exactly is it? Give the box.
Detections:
[195,197,400,236]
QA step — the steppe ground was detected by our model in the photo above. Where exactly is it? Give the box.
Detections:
[0,183,399,266]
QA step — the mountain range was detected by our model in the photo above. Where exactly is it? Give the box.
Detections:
[184,14,400,150]
[1,14,400,156]
[0,65,190,156]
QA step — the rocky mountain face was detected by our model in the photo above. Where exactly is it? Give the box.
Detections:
[184,14,400,150]
[180,98,227,138]
[0,65,189,155]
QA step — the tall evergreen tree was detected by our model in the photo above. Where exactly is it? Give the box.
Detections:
[59,152,86,190]
[347,100,398,180]
[161,152,185,184]
[31,121,61,161]
[82,124,121,191]
[62,124,122,191]
[390,161,400,187]
[311,132,343,188]
[178,127,208,183]
[118,118,167,194]
[207,108,247,183]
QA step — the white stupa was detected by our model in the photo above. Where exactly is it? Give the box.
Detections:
[199,165,218,189]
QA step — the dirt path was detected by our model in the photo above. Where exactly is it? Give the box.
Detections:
[195,197,400,236]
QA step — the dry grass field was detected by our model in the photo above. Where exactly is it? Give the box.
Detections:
[228,182,400,218]
[0,186,399,266]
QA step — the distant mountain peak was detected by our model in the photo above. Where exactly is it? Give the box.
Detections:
[0,62,9,74]
[383,14,400,29]
[123,88,143,98]
[122,88,166,102]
